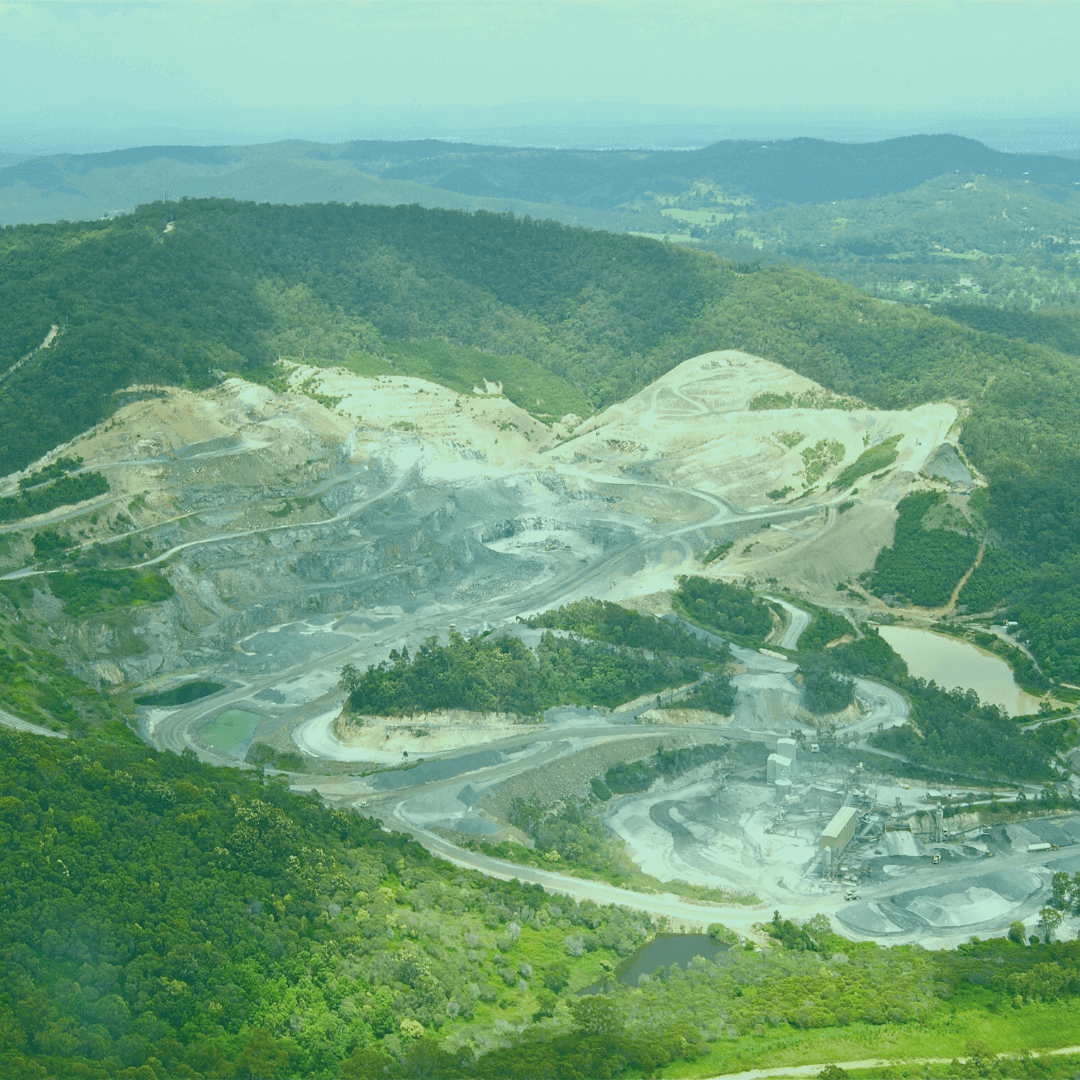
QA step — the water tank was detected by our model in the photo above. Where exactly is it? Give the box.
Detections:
[767,754,792,782]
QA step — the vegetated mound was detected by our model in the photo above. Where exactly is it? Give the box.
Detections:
[524,598,729,662]
[798,654,856,716]
[671,576,777,649]
[340,612,731,718]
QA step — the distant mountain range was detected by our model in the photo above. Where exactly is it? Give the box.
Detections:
[3,134,1078,228]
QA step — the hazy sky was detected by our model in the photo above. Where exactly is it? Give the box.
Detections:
[1,1,1077,150]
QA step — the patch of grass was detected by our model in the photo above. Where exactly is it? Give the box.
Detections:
[247,742,305,771]
[660,1001,1080,1079]
[47,568,174,618]
[0,469,108,525]
[768,486,794,500]
[381,339,592,422]
[801,438,845,486]
[702,540,734,564]
[749,391,794,410]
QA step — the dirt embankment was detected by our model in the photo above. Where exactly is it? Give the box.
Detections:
[637,707,732,726]
[335,708,538,755]
[483,732,703,820]
[796,701,863,729]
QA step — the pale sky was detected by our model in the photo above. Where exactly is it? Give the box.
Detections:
[1,1,1077,151]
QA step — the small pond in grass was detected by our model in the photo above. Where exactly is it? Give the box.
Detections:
[198,709,262,754]
[135,680,226,707]
[581,934,729,993]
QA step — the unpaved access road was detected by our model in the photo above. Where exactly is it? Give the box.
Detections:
[0,706,66,738]
[764,596,810,650]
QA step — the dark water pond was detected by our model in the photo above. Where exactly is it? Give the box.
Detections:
[581,934,729,993]
[135,681,226,707]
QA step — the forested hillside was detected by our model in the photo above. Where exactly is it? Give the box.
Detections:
[6,134,1076,224]
[8,727,1080,1080]
[704,173,1080,310]
[3,198,1080,680]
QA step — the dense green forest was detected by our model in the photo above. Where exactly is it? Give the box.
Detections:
[340,629,704,719]
[0,728,668,1079]
[943,305,1080,356]
[869,492,981,608]
[4,196,1080,678]
[672,576,776,647]
[957,547,1031,614]
[524,598,729,662]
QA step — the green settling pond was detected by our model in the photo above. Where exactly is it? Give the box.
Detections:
[199,709,262,754]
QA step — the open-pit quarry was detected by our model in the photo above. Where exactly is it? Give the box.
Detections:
[6,347,1071,945]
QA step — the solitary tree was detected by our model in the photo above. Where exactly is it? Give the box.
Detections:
[1038,906,1063,943]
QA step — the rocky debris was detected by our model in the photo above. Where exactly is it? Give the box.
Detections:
[923,442,973,488]
[483,733,701,821]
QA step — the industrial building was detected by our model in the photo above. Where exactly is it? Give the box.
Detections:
[821,805,859,854]
[776,737,798,766]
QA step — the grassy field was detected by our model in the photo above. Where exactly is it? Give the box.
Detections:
[660,993,1080,1078]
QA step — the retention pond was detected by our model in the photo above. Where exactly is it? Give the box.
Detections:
[582,934,729,993]
[878,626,1041,717]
